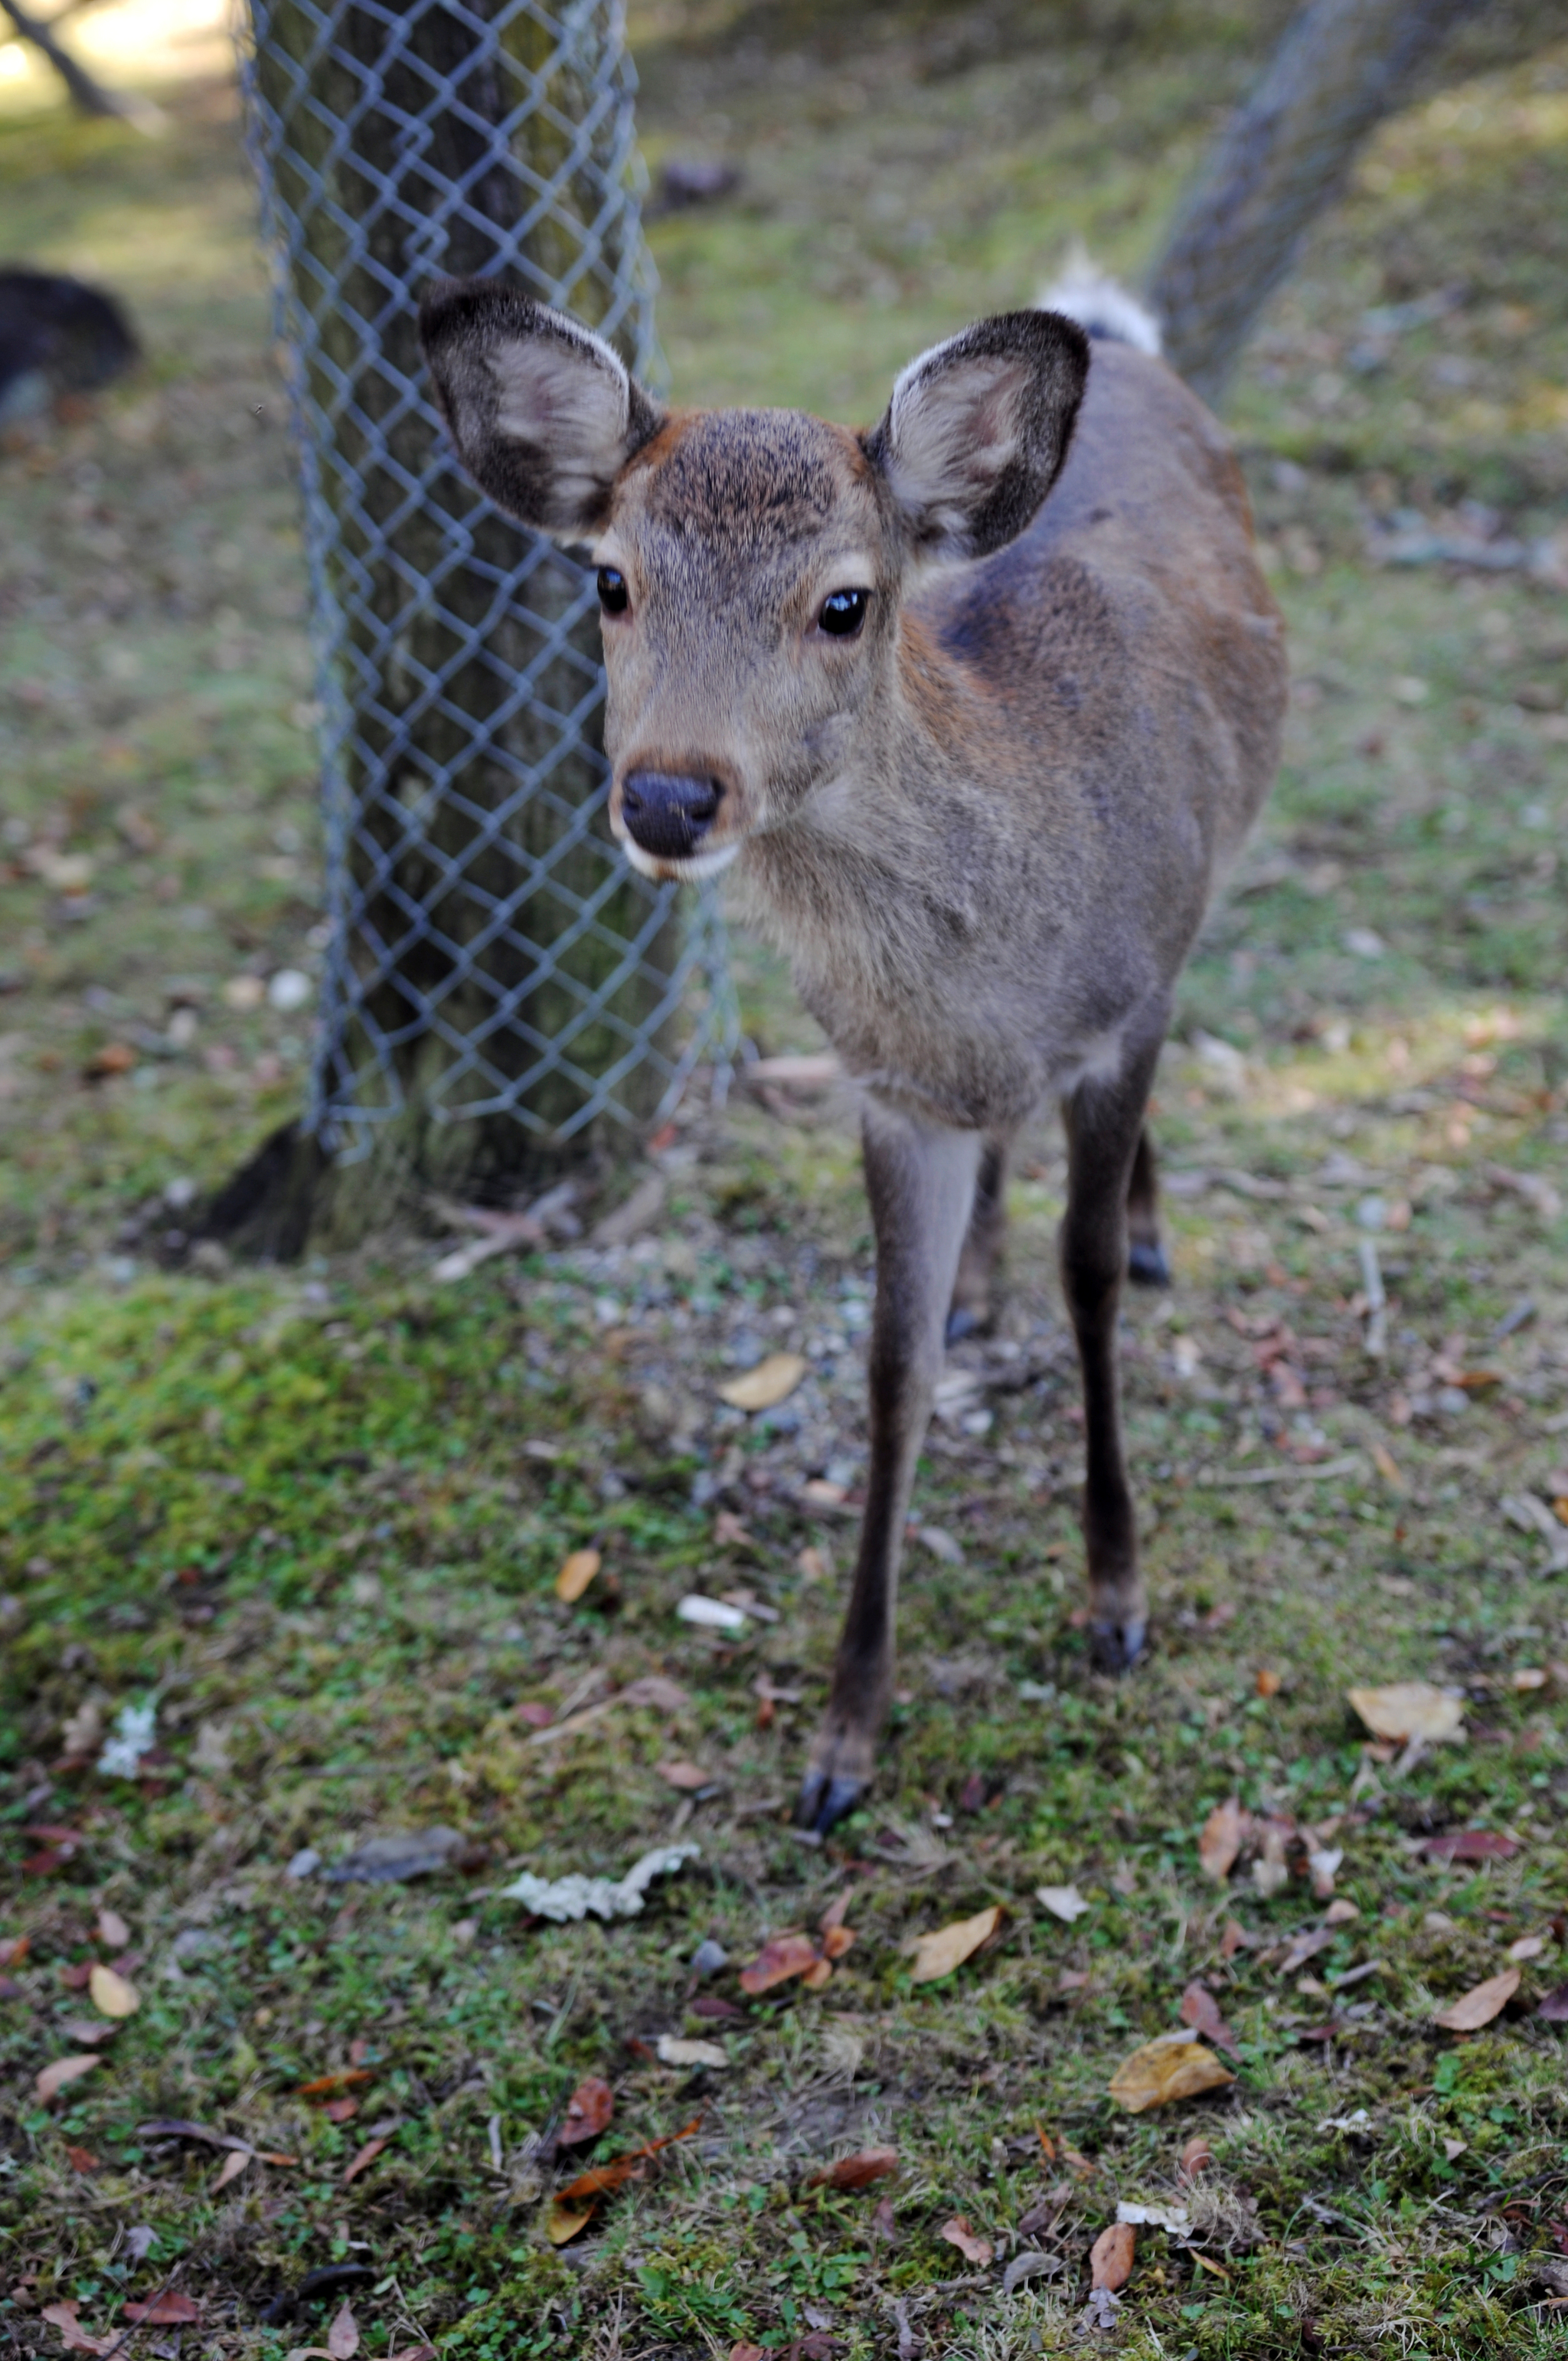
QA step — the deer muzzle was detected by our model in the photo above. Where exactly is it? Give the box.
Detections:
[619,770,724,863]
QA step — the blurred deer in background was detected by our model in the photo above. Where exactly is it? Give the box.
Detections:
[421,261,1287,1830]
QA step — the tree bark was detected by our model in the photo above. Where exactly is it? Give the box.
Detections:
[227,0,678,1253]
[1147,0,1485,405]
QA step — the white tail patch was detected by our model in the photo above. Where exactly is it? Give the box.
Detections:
[1039,249,1161,358]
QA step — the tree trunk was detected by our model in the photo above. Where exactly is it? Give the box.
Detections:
[1147,0,1484,405]
[227,0,680,1253]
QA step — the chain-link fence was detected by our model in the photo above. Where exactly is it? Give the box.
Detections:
[237,0,736,1208]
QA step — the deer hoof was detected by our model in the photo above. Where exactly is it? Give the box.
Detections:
[794,1769,864,1836]
[1127,1240,1170,1287]
[1089,1614,1146,1674]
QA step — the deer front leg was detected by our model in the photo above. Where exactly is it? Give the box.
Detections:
[1060,1025,1168,1673]
[797,1107,983,1834]
[1126,1124,1171,1287]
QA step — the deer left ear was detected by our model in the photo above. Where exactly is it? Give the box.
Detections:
[420,280,665,540]
[865,309,1089,561]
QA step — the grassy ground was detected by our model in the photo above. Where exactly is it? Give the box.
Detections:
[3,3,1568,2355]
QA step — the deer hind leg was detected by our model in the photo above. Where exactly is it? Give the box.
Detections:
[1060,1023,1168,1674]
[946,1128,1014,1342]
[797,1106,982,1835]
[1126,1124,1171,1287]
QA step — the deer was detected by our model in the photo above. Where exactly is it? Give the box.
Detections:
[420,262,1287,1833]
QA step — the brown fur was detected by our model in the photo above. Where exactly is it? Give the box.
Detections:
[420,283,1288,1830]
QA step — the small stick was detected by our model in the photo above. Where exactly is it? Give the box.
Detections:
[1358,1235,1387,1359]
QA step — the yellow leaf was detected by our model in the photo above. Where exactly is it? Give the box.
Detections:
[1347,1682,1465,1745]
[909,1904,1003,1985]
[36,2055,100,2104]
[545,2196,598,2245]
[555,1549,600,1604]
[1433,1967,1520,2032]
[1108,2035,1235,2114]
[717,1354,808,1412]
[89,1964,139,2019]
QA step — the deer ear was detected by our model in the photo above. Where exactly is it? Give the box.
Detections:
[865,309,1089,561]
[419,281,665,539]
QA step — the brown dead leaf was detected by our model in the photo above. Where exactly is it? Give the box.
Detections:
[96,1908,130,1949]
[88,1963,139,2019]
[1199,1798,1243,1883]
[1255,1667,1282,1699]
[341,2136,390,2184]
[1433,1967,1521,2032]
[1108,2035,1236,2113]
[322,2097,359,2124]
[717,1353,808,1412]
[214,2148,250,2189]
[655,1760,710,1792]
[821,1924,855,1961]
[40,2302,118,2355]
[1423,1829,1519,1862]
[560,2075,613,2147]
[544,2196,598,2247]
[1179,2134,1214,2178]
[546,2113,704,2241]
[939,2215,993,2265]
[909,1904,1004,1985]
[299,2068,374,2098]
[728,2346,766,2361]
[64,2146,98,2173]
[1348,1682,1465,1745]
[122,2294,201,2326]
[801,1957,833,1990]
[1090,2221,1135,2291]
[739,1931,821,1994]
[1180,1980,1240,2059]
[327,2301,360,2359]
[805,2148,899,2191]
[819,1887,854,1932]
[555,1549,600,1604]
[36,2055,100,2104]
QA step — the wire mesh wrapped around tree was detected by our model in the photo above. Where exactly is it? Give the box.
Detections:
[234,0,734,1245]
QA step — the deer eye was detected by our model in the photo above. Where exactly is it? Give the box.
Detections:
[597,566,629,616]
[818,587,868,638]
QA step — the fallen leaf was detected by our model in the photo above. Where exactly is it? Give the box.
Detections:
[1348,1683,1465,1745]
[214,2148,250,2189]
[1089,2221,1135,2291]
[555,1548,600,1604]
[88,1963,139,2019]
[96,1908,130,1949]
[728,2346,766,2361]
[717,1354,808,1411]
[1537,1984,1568,2022]
[801,1957,833,1990]
[939,2215,993,2265]
[64,2146,99,2173]
[739,1931,822,1994]
[805,2148,899,2191]
[137,2117,251,2149]
[1508,1934,1545,1962]
[1255,1667,1282,1699]
[655,2036,728,2068]
[1198,1798,1243,1883]
[1423,1829,1519,1862]
[341,2136,390,2184]
[36,2055,100,2104]
[122,2294,201,2326]
[560,2076,613,2147]
[1442,2135,1468,2160]
[1180,1981,1240,2059]
[655,1760,711,1792]
[1324,1898,1360,1924]
[1433,1967,1521,2032]
[1037,1885,1090,1922]
[322,2097,359,2124]
[821,1924,855,1961]
[1513,1667,1548,1692]
[1192,2252,1231,2281]
[1179,2134,1214,2177]
[544,2195,597,2246]
[328,2301,359,2359]
[819,1888,854,1932]
[909,1905,1004,1985]
[298,2068,376,2102]
[40,2302,118,2355]
[675,1594,750,1632]
[1108,2034,1236,2113]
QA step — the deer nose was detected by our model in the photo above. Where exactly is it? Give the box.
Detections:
[619,770,722,862]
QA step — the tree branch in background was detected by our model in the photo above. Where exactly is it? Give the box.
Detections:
[0,0,163,132]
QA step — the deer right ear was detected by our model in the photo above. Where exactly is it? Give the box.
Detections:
[419,281,665,540]
[865,309,1089,561]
